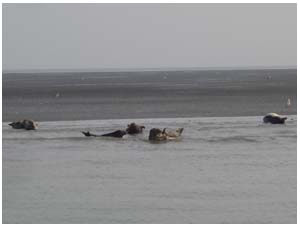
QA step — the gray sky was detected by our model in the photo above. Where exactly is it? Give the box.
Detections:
[3,3,297,72]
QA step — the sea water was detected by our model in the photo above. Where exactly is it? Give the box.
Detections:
[2,116,297,223]
[3,69,297,121]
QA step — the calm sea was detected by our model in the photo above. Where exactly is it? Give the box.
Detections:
[2,69,297,223]
[3,116,297,223]
[3,69,297,121]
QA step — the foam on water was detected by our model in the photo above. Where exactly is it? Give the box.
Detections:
[3,116,297,223]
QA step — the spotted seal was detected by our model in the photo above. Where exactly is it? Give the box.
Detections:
[149,127,184,141]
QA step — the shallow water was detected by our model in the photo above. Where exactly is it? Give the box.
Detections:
[2,116,297,223]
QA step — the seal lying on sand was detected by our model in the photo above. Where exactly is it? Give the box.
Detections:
[149,128,184,141]
[263,113,287,124]
[9,119,37,130]
[126,123,145,135]
[82,130,127,138]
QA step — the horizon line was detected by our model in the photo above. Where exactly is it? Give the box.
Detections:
[2,65,297,74]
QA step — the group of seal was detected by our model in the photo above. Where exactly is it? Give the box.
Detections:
[8,113,288,141]
[81,122,184,141]
[82,123,146,138]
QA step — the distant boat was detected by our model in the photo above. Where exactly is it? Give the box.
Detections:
[286,98,291,108]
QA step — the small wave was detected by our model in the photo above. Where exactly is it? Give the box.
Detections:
[206,135,259,143]
[3,136,89,141]
[276,135,297,139]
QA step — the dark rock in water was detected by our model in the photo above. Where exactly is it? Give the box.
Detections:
[82,130,127,138]
[263,113,287,124]
[9,119,37,130]
[126,123,145,135]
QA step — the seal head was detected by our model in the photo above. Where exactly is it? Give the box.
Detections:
[149,128,167,141]
[126,123,145,135]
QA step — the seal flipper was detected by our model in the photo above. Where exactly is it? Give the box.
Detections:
[177,128,184,135]
[9,121,24,129]
[82,131,98,137]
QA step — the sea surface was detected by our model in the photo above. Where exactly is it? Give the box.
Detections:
[3,116,297,223]
[2,69,297,223]
[2,69,297,121]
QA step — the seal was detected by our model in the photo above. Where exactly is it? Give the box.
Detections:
[82,130,127,138]
[149,127,184,141]
[149,128,167,141]
[162,128,184,139]
[263,113,287,124]
[126,123,145,135]
[101,130,127,138]
[9,119,38,130]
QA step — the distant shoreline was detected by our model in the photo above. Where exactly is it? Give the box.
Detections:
[2,66,297,75]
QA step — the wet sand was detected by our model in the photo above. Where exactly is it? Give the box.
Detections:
[2,69,297,122]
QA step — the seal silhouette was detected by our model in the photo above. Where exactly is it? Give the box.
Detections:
[162,128,184,139]
[126,123,145,135]
[82,130,127,138]
[9,119,38,130]
[263,113,287,124]
[149,128,166,141]
[149,127,184,141]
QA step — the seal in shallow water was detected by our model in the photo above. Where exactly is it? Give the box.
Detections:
[9,119,38,130]
[162,128,184,138]
[263,113,287,124]
[149,127,184,141]
[149,128,167,141]
[82,130,127,138]
[126,123,145,135]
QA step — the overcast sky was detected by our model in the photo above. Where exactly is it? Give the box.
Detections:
[2,3,297,72]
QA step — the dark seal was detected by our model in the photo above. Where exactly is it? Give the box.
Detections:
[126,123,145,135]
[149,128,166,141]
[9,119,38,130]
[263,113,287,124]
[82,130,127,138]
